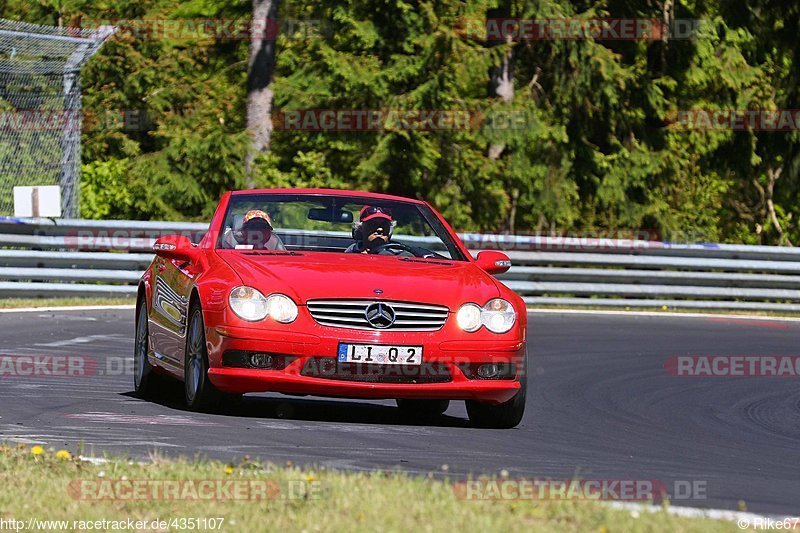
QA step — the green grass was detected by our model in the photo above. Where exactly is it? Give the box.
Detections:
[0,445,734,532]
[0,297,134,309]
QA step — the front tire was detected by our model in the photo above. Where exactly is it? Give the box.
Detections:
[184,302,237,412]
[466,355,527,429]
[134,297,159,398]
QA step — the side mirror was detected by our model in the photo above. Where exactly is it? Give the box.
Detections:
[153,235,199,262]
[476,250,511,275]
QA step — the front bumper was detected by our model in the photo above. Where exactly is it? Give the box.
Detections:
[205,318,526,404]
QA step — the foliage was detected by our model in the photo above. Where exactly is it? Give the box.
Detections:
[1,0,798,244]
[79,158,133,219]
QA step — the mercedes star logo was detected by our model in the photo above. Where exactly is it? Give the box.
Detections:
[364,302,396,329]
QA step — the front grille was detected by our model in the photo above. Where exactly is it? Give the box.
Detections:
[301,358,452,383]
[306,299,449,331]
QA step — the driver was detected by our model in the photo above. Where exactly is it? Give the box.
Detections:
[345,206,396,254]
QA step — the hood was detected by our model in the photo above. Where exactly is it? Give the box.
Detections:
[216,250,500,308]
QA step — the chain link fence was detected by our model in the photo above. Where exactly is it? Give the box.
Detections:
[0,19,113,217]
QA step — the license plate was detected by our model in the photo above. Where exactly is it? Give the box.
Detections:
[337,343,423,365]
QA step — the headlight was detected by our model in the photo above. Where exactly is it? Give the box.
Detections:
[229,286,269,321]
[457,299,517,333]
[456,303,482,332]
[481,298,516,333]
[265,293,298,323]
[229,288,299,323]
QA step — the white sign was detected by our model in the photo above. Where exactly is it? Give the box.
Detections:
[13,186,62,218]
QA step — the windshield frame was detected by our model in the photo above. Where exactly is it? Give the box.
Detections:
[215,192,469,262]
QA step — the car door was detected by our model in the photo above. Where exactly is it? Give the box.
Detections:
[148,255,197,372]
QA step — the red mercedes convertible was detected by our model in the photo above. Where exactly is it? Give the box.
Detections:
[134,189,527,428]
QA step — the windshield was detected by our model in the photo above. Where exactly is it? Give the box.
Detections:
[216,193,467,261]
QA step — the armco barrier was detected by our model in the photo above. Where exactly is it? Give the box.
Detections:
[1,216,799,311]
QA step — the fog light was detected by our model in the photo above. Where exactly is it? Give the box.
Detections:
[477,363,502,379]
[249,353,273,368]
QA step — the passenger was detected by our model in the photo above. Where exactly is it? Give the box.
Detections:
[230,209,285,250]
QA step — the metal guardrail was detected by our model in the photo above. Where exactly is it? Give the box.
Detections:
[1,216,800,311]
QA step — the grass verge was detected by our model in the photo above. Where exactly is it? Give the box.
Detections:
[0,445,733,532]
[0,297,134,309]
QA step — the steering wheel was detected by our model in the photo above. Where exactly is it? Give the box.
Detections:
[368,242,417,256]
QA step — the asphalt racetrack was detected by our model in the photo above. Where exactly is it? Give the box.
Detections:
[1,308,798,516]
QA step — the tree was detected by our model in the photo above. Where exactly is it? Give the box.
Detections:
[2,0,796,245]
[245,0,280,186]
